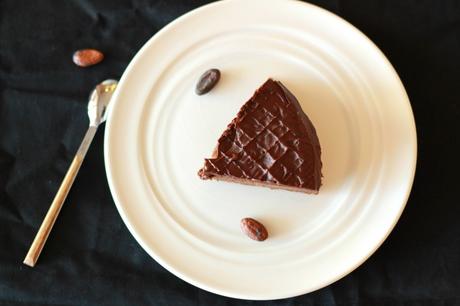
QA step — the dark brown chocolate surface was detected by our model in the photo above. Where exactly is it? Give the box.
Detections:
[198,78,322,193]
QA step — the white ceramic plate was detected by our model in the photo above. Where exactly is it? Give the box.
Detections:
[104,0,416,300]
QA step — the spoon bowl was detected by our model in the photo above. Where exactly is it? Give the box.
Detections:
[88,79,118,126]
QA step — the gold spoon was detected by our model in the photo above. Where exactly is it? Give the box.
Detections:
[23,79,118,267]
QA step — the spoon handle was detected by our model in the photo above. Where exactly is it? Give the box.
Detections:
[23,125,98,267]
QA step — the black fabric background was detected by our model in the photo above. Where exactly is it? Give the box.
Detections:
[1,1,459,305]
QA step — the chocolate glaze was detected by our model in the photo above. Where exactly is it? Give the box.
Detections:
[198,78,322,193]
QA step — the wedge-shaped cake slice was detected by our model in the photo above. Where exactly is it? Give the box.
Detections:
[198,78,322,194]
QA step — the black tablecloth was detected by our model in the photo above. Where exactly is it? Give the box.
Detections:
[1,1,459,305]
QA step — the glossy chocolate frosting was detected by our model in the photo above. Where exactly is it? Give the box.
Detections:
[198,78,322,193]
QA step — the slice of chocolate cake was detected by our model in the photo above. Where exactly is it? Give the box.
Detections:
[198,78,322,194]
